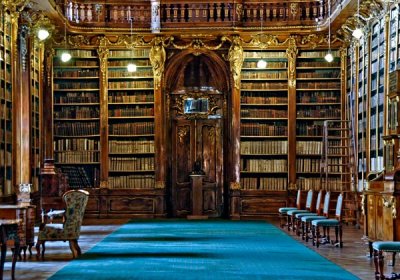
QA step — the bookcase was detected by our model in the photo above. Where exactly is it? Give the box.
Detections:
[0,9,13,195]
[295,50,341,191]
[30,40,41,192]
[52,48,101,189]
[369,18,385,173]
[107,49,155,189]
[389,5,399,73]
[240,50,288,191]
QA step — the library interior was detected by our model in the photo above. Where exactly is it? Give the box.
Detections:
[1,0,400,279]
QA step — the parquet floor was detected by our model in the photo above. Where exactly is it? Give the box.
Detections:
[0,219,391,280]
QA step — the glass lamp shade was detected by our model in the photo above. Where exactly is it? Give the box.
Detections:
[257,59,267,69]
[324,52,334,63]
[127,63,137,72]
[352,28,363,39]
[37,29,50,41]
[61,52,72,62]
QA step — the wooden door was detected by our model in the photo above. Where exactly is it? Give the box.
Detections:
[171,118,223,217]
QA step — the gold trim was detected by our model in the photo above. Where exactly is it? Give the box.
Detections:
[227,36,243,90]
[230,182,241,190]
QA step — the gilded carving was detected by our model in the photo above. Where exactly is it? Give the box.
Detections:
[97,48,109,87]
[230,182,241,190]
[150,37,166,90]
[170,36,226,52]
[235,4,242,21]
[155,181,165,189]
[300,34,325,49]
[248,34,280,48]
[3,0,30,14]
[178,127,189,143]
[360,194,365,216]
[227,36,243,90]
[290,3,298,18]
[286,37,297,88]
[68,34,90,47]
[19,25,29,72]
[45,48,55,87]
[383,196,397,219]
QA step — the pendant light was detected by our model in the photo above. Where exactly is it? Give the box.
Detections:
[37,28,50,41]
[352,0,363,39]
[257,5,267,69]
[127,17,137,73]
[60,20,71,62]
[324,0,333,63]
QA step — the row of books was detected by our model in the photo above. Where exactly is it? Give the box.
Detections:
[241,82,287,90]
[108,81,153,89]
[108,69,153,78]
[296,177,321,191]
[55,92,99,103]
[109,49,150,57]
[109,122,154,135]
[241,108,287,118]
[109,156,154,171]
[55,151,100,163]
[0,105,12,119]
[54,107,100,119]
[297,107,341,118]
[241,159,287,172]
[54,82,99,90]
[0,149,12,166]
[242,61,287,68]
[54,60,98,67]
[241,95,287,105]
[296,158,321,173]
[296,141,323,155]
[298,50,340,58]
[108,175,155,189]
[244,51,286,58]
[296,81,341,89]
[296,123,323,136]
[109,140,154,153]
[297,71,340,79]
[55,49,95,57]
[109,107,154,117]
[54,138,99,151]
[60,166,99,188]
[241,123,288,136]
[296,92,340,103]
[240,177,287,191]
[54,122,99,136]
[325,158,345,173]
[240,140,288,155]
[241,71,287,79]
[297,61,340,68]
[0,68,11,81]
[108,92,154,103]
[108,60,150,67]
[54,69,99,78]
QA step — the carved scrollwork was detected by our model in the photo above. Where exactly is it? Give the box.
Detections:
[383,195,397,219]
[226,36,243,90]
[169,36,227,53]
[286,37,297,88]
[300,34,326,49]
[150,37,166,90]
[360,194,366,216]
[177,127,189,143]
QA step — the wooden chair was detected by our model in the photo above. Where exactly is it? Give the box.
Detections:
[300,191,331,241]
[293,189,324,236]
[311,193,344,248]
[286,190,314,232]
[36,189,89,260]
[278,189,302,228]
[372,241,400,280]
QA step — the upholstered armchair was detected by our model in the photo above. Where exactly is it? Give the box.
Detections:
[36,189,89,260]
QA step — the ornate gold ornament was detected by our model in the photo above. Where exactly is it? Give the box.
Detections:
[155,181,165,189]
[300,34,326,49]
[150,37,166,90]
[360,194,365,216]
[286,36,297,88]
[177,126,189,143]
[226,36,243,90]
[383,195,397,219]
[169,36,227,54]
[230,182,241,190]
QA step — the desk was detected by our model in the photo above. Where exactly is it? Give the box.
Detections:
[0,219,20,280]
[0,205,36,259]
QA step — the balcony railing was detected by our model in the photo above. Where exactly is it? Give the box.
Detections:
[58,0,345,30]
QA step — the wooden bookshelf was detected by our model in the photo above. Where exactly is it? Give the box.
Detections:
[107,48,155,189]
[240,50,288,191]
[0,9,13,195]
[52,48,101,189]
[295,49,341,190]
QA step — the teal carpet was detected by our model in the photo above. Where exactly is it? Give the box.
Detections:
[49,220,359,280]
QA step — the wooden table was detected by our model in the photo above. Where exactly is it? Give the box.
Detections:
[0,219,20,280]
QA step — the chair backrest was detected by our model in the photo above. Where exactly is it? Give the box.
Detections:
[335,193,344,220]
[315,190,325,215]
[62,189,89,239]
[305,190,314,211]
[295,189,302,209]
[322,191,331,217]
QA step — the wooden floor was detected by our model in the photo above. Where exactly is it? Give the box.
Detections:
[0,219,393,280]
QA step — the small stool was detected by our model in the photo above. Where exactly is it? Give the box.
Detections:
[372,241,400,280]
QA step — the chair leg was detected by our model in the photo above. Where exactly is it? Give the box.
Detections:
[69,240,82,258]
[373,249,385,280]
[35,240,45,260]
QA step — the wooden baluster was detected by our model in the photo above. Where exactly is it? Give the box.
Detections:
[87,4,93,22]
[73,3,79,22]
[186,4,192,22]
[172,4,177,22]
[210,4,215,22]
[201,4,207,22]
[266,4,271,21]
[216,3,222,22]
[126,6,132,21]
[272,6,277,21]
[66,1,73,21]
[224,3,229,22]
[79,4,85,22]
[120,6,125,23]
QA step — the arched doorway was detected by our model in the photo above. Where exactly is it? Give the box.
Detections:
[164,51,230,218]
